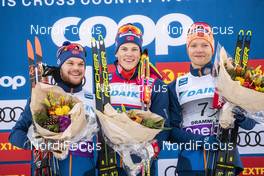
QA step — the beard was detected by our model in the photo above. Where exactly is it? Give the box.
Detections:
[60,71,84,87]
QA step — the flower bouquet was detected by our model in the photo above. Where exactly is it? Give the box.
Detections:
[34,90,74,133]
[214,46,264,128]
[28,82,97,159]
[95,103,165,175]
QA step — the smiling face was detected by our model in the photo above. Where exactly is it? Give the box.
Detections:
[115,42,141,71]
[60,57,85,85]
[187,38,213,69]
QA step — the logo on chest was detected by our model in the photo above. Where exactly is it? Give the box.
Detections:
[179,77,188,86]
[111,90,139,98]
[179,87,214,99]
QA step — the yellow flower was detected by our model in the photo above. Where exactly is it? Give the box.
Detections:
[55,107,64,116]
[62,105,71,115]
[60,96,65,106]
[235,76,245,85]
[43,98,51,107]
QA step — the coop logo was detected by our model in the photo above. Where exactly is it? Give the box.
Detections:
[51,13,194,55]
[0,75,26,90]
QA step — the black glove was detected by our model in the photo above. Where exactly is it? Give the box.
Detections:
[232,106,257,130]
[232,106,246,123]
[42,64,61,83]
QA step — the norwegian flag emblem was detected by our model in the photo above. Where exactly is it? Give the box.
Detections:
[126,36,135,41]
[197,32,205,37]
[72,50,80,55]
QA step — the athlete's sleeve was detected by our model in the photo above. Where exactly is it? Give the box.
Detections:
[150,78,170,126]
[150,79,170,148]
[9,98,32,149]
[168,80,182,128]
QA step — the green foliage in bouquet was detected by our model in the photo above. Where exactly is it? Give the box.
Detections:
[34,112,60,133]
[141,118,164,129]
[127,110,166,130]
[46,124,59,133]
[34,112,49,126]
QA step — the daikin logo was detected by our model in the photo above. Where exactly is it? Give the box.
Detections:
[50,13,194,55]
[187,87,215,97]
[111,90,139,98]
[179,87,214,99]
[0,75,26,90]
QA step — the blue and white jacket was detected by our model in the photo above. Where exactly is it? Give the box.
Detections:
[168,62,256,175]
[9,78,96,176]
[109,62,170,175]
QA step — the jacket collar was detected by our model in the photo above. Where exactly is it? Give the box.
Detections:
[190,62,213,77]
[57,80,82,93]
[114,60,138,80]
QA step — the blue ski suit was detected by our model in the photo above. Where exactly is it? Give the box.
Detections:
[168,62,257,176]
[108,62,170,175]
[9,80,97,176]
